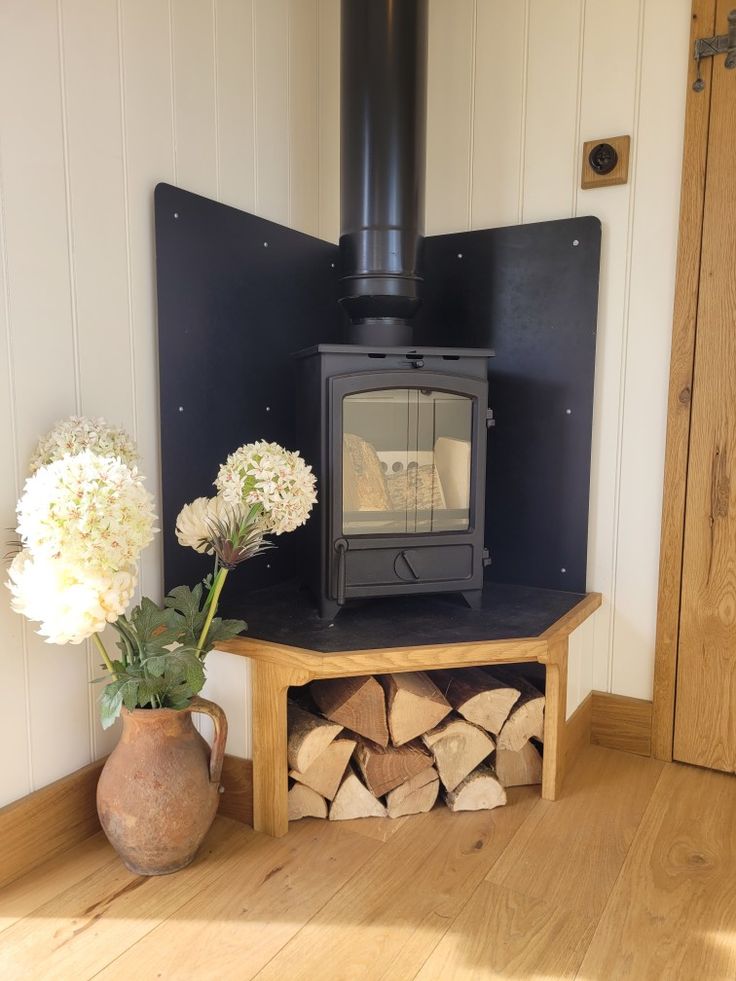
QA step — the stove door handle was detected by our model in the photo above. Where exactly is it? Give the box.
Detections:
[334,538,348,606]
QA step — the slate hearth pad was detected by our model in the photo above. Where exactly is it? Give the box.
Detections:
[223,579,585,655]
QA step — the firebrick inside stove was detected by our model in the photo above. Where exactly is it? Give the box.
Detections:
[295,344,493,620]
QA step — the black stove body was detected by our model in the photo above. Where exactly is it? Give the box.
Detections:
[295,344,493,620]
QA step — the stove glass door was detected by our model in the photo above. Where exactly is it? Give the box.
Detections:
[342,388,472,535]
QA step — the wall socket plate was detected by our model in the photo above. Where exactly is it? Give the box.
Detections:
[581,135,630,189]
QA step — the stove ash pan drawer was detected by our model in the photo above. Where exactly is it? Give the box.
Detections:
[345,544,474,587]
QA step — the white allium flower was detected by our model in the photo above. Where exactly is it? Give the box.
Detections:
[17,450,156,572]
[215,440,317,535]
[7,550,137,645]
[175,496,238,554]
[29,415,138,475]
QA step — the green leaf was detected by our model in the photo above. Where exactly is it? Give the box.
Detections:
[181,652,205,693]
[163,680,195,710]
[120,678,140,712]
[113,616,139,664]
[99,681,125,729]
[164,584,207,648]
[144,654,170,678]
[205,618,247,645]
[137,675,166,707]
[167,695,192,711]
[89,659,126,686]
[129,597,184,654]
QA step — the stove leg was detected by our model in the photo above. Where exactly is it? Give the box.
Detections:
[460,589,483,611]
[318,597,342,621]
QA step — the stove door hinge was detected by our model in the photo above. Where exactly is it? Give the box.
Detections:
[482,547,492,567]
[486,408,495,429]
[693,9,736,91]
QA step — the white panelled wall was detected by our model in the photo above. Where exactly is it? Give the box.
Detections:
[0,0,691,807]
[0,0,316,807]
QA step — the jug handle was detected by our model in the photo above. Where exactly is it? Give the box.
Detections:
[188,696,228,785]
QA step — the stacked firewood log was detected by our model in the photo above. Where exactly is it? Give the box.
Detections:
[287,668,545,822]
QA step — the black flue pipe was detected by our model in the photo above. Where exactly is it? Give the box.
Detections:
[339,0,428,345]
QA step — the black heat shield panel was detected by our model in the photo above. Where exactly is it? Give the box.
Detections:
[155,183,341,594]
[156,182,599,600]
[414,217,601,593]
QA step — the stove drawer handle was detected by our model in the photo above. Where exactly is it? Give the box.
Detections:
[400,550,420,579]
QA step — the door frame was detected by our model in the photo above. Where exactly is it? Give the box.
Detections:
[652,0,718,761]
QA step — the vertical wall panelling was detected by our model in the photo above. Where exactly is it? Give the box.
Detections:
[565,616,596,718]
[61,0,138,759]
[470,2,528,229]
[521,0,584,222]
[119,0,175,609]
[60,0,135,428]
[317,0,339,243]
[215,0,256,213]
[0,0,90,795]
[566,623,583,716]
[288,0,319,235]
[200,650,250,758]
[610,0,689,697]
[170,0,218,198]
[254,0,290,225]
[0,1,322,806]
[0,109,30,805]
[576,0,643,694]
[425,0,475,234]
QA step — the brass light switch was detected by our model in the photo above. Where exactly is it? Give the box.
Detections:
[581,135,630,189]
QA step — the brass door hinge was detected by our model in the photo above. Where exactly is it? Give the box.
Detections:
[693,9,736,91]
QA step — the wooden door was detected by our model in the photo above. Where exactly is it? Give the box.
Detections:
[674,0,736,769]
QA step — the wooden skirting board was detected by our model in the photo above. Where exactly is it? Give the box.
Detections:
[218,756,253,826]
[0,758,105,891]
[563,691,653,773]
[564,693,593,774]
[0,753,252,891]
[591,692,653,757]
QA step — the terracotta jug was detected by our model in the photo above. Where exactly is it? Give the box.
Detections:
[97,696,227,875]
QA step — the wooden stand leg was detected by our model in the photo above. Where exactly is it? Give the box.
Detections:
[541,637,569,801]
[251,660,291,837]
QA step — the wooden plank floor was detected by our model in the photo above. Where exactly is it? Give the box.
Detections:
[2,745,736,980]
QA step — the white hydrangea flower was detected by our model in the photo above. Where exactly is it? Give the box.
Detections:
[7,550,137,645]
[215,440,317,535]
[16,449,156,572]
[29,415,138,475]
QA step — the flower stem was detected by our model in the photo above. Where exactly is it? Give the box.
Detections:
[92,633,117,679]
[196,566,228,656]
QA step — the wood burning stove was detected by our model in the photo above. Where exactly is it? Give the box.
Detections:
[295,344,493,619]
[294,0,493,618]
